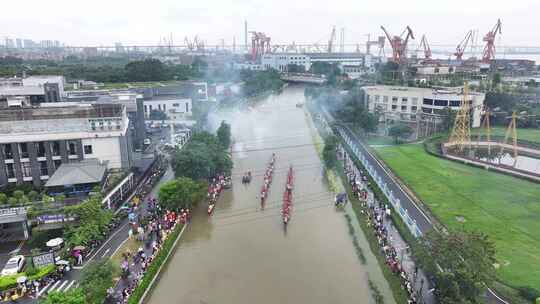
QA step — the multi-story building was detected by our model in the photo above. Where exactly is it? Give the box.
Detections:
[0,103,132,188]
[260,52,375,74]
[363,85,485,127]
[0,75,65,106]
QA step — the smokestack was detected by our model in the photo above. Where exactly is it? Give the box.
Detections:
[244,20,248,51]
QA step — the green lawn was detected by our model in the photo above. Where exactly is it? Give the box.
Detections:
[375,143,540,290]
[471,127,540,143]
[365,135,396,146]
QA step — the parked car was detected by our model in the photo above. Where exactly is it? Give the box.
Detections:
[1,255,25,276]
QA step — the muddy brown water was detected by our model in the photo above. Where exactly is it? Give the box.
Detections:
[148,86,393,304]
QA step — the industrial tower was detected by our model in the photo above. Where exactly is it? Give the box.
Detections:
[449,82,471,151]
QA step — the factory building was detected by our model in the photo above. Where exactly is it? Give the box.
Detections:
[0,103,132,188]
[259,52,375,75]
[363,85,485,128]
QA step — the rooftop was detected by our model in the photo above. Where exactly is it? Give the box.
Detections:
[45,159,107,188]
[0,103,124,122]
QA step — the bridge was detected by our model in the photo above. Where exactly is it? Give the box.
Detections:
[280,73,327,84]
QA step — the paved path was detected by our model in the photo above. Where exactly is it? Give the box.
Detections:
[319,105,509,304]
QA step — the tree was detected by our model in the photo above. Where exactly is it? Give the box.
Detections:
[333,89,378,133]
[63,196,112,247]
[7,197,18,206]
[322,135,339,169]
[158,177,206,210]
[27,190,40,202]
[388,123,413,143]
[172,132,233,180]
[149,109,167,121]
[124,59,168,82]
[80,260,114,304]
[492,72,501,90]
[414,230,496,304]
[42,288,85,304]
[216,121,232,148]
[441,107,457,132]
[0,193,7,205]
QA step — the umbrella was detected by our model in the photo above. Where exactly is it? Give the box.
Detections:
[73,245,86,251]
[46,238,63,247]
[16,276,27,283]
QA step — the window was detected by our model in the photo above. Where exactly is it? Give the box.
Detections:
[449,100,461,107]
[144,105,148,113]
[434,99,448,107]
[19,143,29,159]
[5,163,15,178]
[391,105,397,111]
[37,142,46,157]
[40,161,48,176]
[21,162,31,177]
[410,115,417,121]
[401,97,408,103]
[91,121,96,131]
[411,97,418,105]
[163,104,167,112]
[99,121,104,130]
[185,102,189,113]
[374,95,380,102]
[52,142,60,156]
[149,105,153,112]
[392,97,398,103]
[411,106,418,112]
[423,98,433,105]
[68,141,77,155]
[4,145,13,159]
[54,160,62,169]
[172,103,179,107]
[158,104,162,111]
[84,145,93,155]
[401,105,407,111]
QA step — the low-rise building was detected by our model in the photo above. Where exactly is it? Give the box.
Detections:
[363,85,485,127]
[143,96,192,120]
[0,103,132,188]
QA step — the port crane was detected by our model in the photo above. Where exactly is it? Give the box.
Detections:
[381,25,414,64]
[454,30,473,60]
[482,19,502,63]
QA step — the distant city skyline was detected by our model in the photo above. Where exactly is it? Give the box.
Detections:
[1,0,539,47]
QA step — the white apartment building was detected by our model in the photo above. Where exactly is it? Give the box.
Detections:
[363,85,485,127]
[143,96,192,121]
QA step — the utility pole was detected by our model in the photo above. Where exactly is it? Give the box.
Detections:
[244,20,248,52]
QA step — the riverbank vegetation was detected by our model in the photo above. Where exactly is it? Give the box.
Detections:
[374,143,540,293]
[171,131,233,180]
[158,177,207,210]
[239,69,284,97]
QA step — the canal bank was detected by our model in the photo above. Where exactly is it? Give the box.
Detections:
[146,85,394,304]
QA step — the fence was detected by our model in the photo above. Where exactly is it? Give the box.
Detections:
[336,125,423,238]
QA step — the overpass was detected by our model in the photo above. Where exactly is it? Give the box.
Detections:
[280,73,327,85]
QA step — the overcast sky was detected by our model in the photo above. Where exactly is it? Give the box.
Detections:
[2,0,538,47]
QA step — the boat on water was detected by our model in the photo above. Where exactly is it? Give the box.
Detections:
[281,165,294,225]
[260,154,276,207]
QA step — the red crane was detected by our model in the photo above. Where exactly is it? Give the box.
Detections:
[381,25,414,64]
[250,31,271,62]
[482,19,502,63]
[454,30,473,61]
[418,34,432,60]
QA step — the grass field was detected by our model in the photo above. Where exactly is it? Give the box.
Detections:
[471,127,540,143]
[375,143,540,290]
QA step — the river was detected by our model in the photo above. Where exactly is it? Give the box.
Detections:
[147,85,393,304]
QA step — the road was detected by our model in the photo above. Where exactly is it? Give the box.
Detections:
[320,107,509,304]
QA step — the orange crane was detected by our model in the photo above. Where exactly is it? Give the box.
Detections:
[381,25,414,64]
[482,19,502,63]
[454,30,473,61]
[418,34,432,60]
